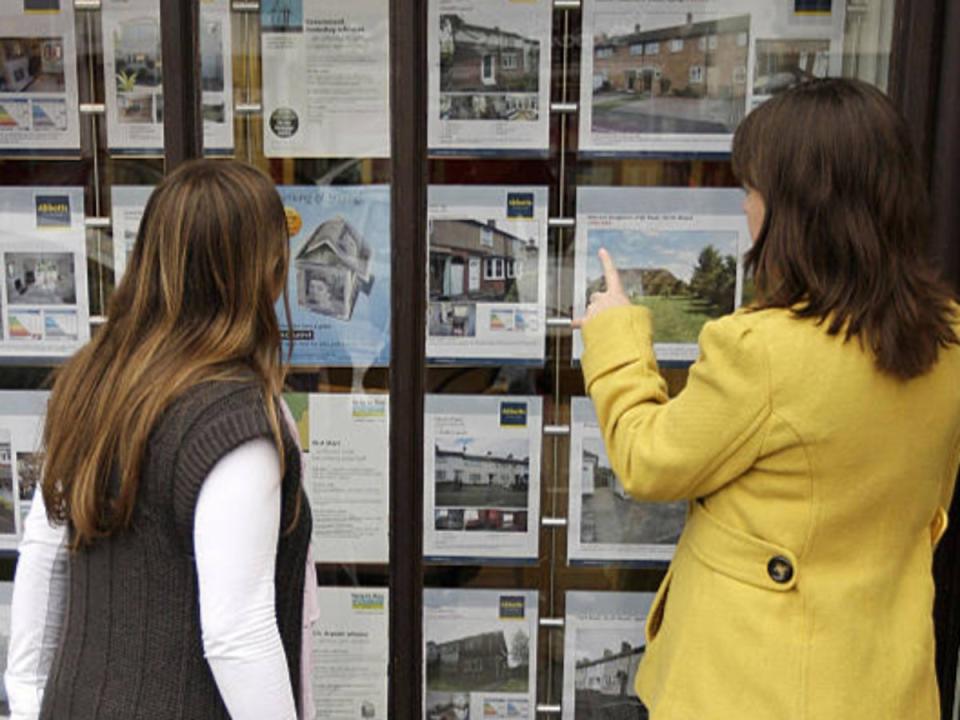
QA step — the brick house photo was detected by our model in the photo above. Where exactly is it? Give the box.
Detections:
[591,13,750,134]
[429,217,539,337]
[439,14,540,94]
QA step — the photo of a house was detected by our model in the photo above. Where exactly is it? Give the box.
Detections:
[295,216,374,321]
[591,14,750,134]
[574,629,647,719]
[426,627,530,693]
[753,38,830,96]
[585,228,739,345]
[439,12,540,121]
[580,438,684,546]
[429,217,539,336]
[0,37,66,93]
[434,437,529,510]
[0,433,15,535]
[5,252,77,306]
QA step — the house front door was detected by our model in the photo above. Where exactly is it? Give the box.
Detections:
[468,257,480,292]
[446,258,464,297]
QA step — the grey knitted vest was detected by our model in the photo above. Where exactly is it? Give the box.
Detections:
[39,380,311,719]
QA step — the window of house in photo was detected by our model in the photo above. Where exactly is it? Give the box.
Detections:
[690,65,704,83]
[596,47,613,59]
[501,51,518,70]
[698,36,707,51]
[670,38,684,53]
[645,41,659,55]
[484,257,505,280]
[708,34,719,50]
[629,43,643,56]
[482,53,495,84]
[506,259,515,278]
[481,225,494,247]
[736,31,748,47]
[733,65,747,84]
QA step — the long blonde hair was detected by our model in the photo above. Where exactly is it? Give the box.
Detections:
[43,159,292,546]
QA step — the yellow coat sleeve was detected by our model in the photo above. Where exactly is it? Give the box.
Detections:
[581,305,772,501]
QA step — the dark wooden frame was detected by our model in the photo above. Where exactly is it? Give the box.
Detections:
[160,0,202,167]
[388,0,428,717]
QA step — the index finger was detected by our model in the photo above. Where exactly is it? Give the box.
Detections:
[599,248,623,294]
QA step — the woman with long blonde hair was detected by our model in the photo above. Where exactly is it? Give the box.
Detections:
[5,159,312,719]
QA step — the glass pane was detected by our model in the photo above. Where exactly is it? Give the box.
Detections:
[420,1,896,718]
[244,3,394,718]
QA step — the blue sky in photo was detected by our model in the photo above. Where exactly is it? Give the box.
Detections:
[587,228,738,284]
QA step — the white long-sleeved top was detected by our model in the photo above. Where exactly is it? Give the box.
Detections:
[5,438,301,720]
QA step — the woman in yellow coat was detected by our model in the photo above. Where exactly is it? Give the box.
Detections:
[576,78,960,719]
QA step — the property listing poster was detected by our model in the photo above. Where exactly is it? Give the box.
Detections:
[424,589,538,720]
[278,185,391,367]
[579,0,846,155]
[312,587,389,720]
[0,2,81,153]
[110,185,152,282]
[573,187,748,364]
[284,392,389,564]
[562,591,655,720]
[424,395,541,562]
[101,0,234,154]
[427,0,553,154]
[0,582,13,718]
[0,188,90,357]
[0,392,48,551]
[568,397,685,564]
[427,185,548,364]
[261,0,390,158]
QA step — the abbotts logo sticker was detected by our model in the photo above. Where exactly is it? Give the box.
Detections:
[506,192,535,219]
[499,595,525,619]
[35,195,71,227]
[500,401,528,427]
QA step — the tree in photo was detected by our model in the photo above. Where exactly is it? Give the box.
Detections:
[689,245,737,315]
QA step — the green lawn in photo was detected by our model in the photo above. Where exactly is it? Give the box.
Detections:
[634,294,721,343]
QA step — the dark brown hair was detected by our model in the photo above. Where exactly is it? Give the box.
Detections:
[732,77,958,380]
[43,159,294,546]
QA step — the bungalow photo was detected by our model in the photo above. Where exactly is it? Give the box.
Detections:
[579,437,684,547]
[295,216,374,322]
[439,11,540,121]
[16,451,39,527]
[590,13,750,134]
[753,38,830,97]
[573,628,647,719]
[5,252,77,306]
[428,217,540,337]
[434,437,530,511]
[585,227,739,345]
[0,37,66,94]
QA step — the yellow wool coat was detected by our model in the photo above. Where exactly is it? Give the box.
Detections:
[581,304,960,720]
